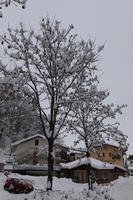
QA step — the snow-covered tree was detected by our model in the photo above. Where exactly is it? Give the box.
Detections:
[68,84,128,189]
[0,69,41,150]
[0,17,104,190]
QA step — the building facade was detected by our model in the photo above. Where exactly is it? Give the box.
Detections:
[90,143,124,167]
[11,134,68,166]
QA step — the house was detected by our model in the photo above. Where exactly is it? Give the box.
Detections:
[11,134,48,165]
[90,139,125,167]
[66,140,125,167]
[59,139,127,184]
[60,157,126,184]
[11,134,68,175]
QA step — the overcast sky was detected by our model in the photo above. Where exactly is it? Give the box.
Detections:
[0,0,133,154]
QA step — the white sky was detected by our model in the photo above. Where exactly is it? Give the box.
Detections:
[0,0,133,154]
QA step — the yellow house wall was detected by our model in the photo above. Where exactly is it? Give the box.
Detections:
[90,145,124,167]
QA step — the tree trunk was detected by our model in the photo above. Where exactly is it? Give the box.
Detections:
[86,151,92,190]
[47,140,54,191]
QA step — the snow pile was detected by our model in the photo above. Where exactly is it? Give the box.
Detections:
[107,176,133,200]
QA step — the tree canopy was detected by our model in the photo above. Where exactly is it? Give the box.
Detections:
[0,17,128,190]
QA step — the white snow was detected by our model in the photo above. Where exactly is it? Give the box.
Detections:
[0,172,91,200]
[107,176,133,200]
[128,166,133,170]
[13,164,61,171]
[103,138,120,148]
[61,156,126,171]
[0,172,133,199]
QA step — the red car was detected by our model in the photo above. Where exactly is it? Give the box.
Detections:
[4,178,34,193]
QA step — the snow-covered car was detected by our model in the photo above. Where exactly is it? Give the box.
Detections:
[4,178,34,193]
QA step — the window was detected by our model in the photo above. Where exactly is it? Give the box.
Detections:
[109,152,112,157]
[98,152,105,157]
[35,139,39,146]
[112,151,121,159]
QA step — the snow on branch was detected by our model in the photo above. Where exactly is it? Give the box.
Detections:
[68,83,128,153]
[0,0,28,18]
[0,17,104,142]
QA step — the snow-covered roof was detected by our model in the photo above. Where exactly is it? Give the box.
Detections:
[60,157,126,171]
[68,149,85,155]
[91,138,127,150]
[103,139,120,148]
[13,164,61,171]
[11,134,46,147]
[11,134,68,149]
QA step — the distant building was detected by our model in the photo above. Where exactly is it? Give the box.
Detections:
[90,140,125,167]
[60,140,127,184]
[11,134,68,175]
[11,134,48,166]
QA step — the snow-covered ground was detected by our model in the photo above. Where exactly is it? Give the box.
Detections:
[0,172,133,200]
[108,176,133,200]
